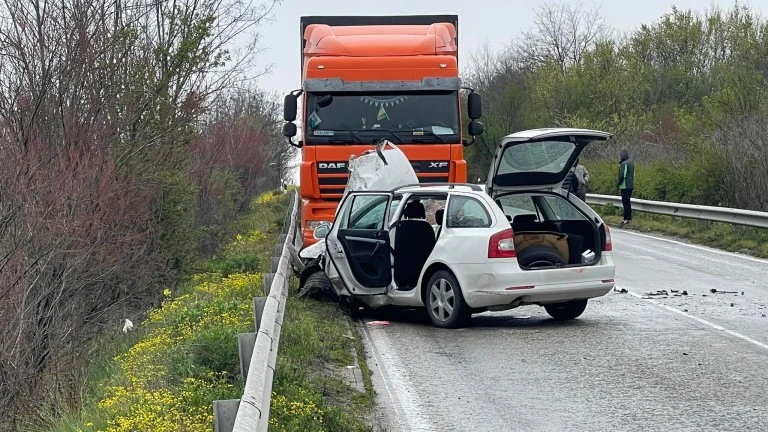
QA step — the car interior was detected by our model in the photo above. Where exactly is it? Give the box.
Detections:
[499,194,602,267]
[393,200,436,290]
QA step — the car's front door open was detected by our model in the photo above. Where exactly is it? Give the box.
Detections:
[326,192,393,296]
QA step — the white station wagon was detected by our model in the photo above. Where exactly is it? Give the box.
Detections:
[314,128,616,328]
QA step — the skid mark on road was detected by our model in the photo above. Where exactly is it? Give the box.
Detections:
[361,320,433,432]
[618,286,768,352]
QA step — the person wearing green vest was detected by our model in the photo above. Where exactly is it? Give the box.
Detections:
[617,149,635,226]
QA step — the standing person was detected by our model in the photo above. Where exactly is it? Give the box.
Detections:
[617,149,635,226]
[562,165,579,196]
[574,158,590,201]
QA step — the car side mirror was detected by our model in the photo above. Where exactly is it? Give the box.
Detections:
[313,223,331,239]
[467,92,482,120]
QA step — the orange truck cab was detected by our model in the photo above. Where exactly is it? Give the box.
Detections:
[282,15,484,249]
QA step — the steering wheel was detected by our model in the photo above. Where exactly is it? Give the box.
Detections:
[425,121,448,128]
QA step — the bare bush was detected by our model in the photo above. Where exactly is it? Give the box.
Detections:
[712,115,768,211]
[191,89,290,255]
[0,0,278,426]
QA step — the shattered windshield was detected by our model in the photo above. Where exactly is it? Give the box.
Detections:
[305,91,460,144]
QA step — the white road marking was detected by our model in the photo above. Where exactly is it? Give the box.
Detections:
[361,320,434,432]
[615,228,768,265]
[618,286,768,352]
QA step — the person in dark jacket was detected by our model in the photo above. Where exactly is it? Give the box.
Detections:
[617,149,635,225]
[574,158,589,201]
[562,164,579,196]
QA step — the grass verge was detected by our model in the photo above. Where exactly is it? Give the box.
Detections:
[31,190,375,432]
[594,204,768,258]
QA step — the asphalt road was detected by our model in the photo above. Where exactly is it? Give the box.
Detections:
[361,228,768,432]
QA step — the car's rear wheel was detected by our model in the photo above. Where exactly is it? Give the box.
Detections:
[426,270,470,328]
[517,245,567,268]
[544,299,588,320]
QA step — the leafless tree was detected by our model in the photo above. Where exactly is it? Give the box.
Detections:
[0,0,279,426]
[514,0,610,73]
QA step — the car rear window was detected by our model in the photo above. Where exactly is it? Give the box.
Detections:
[446,196,491,228]
[496,194,586,222]
[541,195,587,221]
[498,140,575,175]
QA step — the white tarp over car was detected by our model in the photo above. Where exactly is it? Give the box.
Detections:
[299,140,418,259]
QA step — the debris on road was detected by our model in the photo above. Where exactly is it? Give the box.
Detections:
[367,321,391,327]
[710,288,739,294]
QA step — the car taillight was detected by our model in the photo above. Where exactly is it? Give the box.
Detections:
[603,224,612,251]
[488,228,516,258]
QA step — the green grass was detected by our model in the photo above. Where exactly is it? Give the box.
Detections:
[595,204,768,258]
[31,190,375,432]
[270,295,375,432]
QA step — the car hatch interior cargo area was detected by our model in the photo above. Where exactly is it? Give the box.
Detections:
[496,193,602,270]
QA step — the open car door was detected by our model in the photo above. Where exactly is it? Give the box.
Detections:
[325,192,394,296]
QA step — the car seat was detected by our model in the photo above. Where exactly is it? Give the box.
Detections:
[434,209,444,239]
[394,201,436,289]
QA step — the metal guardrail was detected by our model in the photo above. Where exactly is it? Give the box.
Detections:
[213,190,300,432]
[586,193,768,229]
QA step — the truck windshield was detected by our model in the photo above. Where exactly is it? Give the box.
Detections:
[305,91,460,144]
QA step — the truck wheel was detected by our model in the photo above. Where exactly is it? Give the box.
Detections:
[544,299,588,320]
[517,245,566,268]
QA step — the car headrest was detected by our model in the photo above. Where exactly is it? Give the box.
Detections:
[403,201,426,219]
[435,209,444,226]
[513,214,537,224]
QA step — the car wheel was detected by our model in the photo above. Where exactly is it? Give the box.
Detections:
[426,270,470,328]
[544,299,588,320]
[298,270,338,302]
[516,245,567,268]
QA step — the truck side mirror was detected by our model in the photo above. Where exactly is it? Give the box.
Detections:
[467,92,482,120]
[284,93,298,121]
[283,122,297,138]
[468,120,483,137]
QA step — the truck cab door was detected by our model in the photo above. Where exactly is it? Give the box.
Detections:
[326,192,393,296]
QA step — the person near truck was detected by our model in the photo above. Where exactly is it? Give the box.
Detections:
[574,158,590,201]
[562,159,589,201]
[617,149,635,226]
[562,165,579,196]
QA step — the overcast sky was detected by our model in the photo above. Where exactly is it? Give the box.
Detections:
[253,0,767,96]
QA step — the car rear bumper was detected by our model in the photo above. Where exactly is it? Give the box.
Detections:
[452,258,615,309]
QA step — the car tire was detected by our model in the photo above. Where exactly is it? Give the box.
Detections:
[516,245,567,268]
[298,270,338,302]
[425,270,470,328]
[544,299,588,320]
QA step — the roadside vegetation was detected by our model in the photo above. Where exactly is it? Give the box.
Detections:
[0,0,303,429]
[28,191,374,432]
[465,2,768,215]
